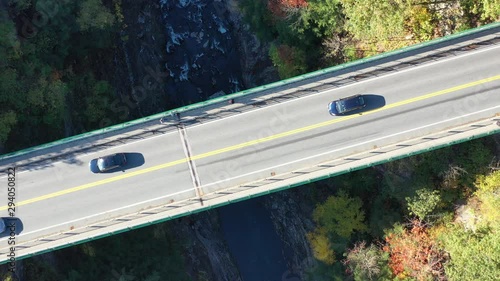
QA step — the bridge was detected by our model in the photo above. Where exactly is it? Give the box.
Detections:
[1,23,499,263]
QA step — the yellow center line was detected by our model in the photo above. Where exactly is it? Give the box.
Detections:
[2,74,500,210]
[6,159,188,209]
[193,74,500,159]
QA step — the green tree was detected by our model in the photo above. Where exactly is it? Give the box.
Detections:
[340,0,407,43]
[405,188,441,220]
[8,0,32,12]
[144,271,161,281]
[23,259,63,281]
[68,73,115,130]
[0,0,122,152]
[312,191,367,238]
[0,68,23,106]
[437,170,500,280]
[481,0,500,20]
[0,13,20,63]
[368,196,402,238]
[475,169,500,193]
[77,0,116,31]
[239,0,276,40]
[26,77,66,126]
[406,4,434,41]
[269,43,307,78]
[84,80,113,124]
[0,111,17,144]
[440,224,500,281]
[474,170,500,228]
[339,0,440,54]
[296,0,344,37]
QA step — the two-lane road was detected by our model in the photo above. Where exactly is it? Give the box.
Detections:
[1,44,499,249]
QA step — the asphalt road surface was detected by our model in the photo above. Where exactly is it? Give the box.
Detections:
[1,44,499,247]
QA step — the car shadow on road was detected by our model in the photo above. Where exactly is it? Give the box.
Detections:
[122,152,146,171]
[341,94,386,115]
[363,94,386,111]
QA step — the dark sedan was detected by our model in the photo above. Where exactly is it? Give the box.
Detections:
[89,153,127,173]
[328,94,366,115]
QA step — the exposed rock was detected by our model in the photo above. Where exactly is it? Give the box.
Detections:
[101,0,171,120]
[262,188,317,280]
[171,212,242,281]
[116,1,297,279]
[430,1,464,36]
[455,204,480,232]
[65,0,279,279]
[159,0,244,106]
[222,0,279,88]
[493,132,500,160]
[104,0,278,120]
[7,1,300,280]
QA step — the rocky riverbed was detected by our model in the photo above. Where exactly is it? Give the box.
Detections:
[113,0,313,280]
[10,0,316,280]
[168,187,317,281]
[112,0,278,119]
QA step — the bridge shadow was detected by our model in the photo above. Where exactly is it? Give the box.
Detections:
[0,217,24,237]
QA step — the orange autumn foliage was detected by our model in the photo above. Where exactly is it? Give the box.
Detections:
[383,220,447,281]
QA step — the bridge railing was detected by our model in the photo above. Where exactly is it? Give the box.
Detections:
[1,21,499,167]
[2,116,499,264]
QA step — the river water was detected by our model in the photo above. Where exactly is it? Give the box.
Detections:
[159,0,243,105]
[219,198,289,281]
[158,0,288,279]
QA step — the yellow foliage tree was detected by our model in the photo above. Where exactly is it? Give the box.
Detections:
[474,170,500,228]
[475,170,500,193]
[307,228,336,265]
[480,0,500,21]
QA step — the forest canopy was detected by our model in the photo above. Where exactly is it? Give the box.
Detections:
[0,0,121,152]
[240,0,500,78]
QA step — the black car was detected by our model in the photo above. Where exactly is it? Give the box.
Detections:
[0,217,17,234]
[0,218,5,233]
[89,153,127,173]
[328,94,366,115]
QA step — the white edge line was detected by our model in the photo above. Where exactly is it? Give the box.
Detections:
[202,105,500,188]
[12,106,498,241]
[0,186,197,240]
[5,44,500,175]
[2,52,499,238]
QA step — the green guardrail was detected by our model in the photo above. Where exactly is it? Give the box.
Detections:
[2,21,500,163]
[3,125,499,265]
